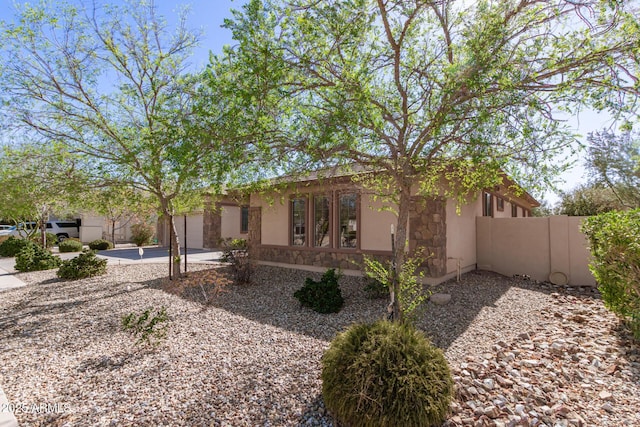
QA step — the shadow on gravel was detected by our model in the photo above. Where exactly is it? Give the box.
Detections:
[146,265,603,351]
[0,276,152,343]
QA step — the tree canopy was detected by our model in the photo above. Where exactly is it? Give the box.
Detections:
[0,1,252,276]
[586,129,640,208]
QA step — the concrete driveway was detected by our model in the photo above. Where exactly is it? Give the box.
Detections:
[0,246,224,291]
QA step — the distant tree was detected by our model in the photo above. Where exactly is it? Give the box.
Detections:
[225,0,639,321]
[84,186,155,245]
[558,184,626,216]
[0,1,249,277]
[586,130,640,208]
[531,200,557,217]
[0,143,82,247]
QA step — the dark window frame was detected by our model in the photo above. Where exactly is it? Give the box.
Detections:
[313,194,331,248]
[240,206,249,234]
[482,192,493,217]
[290,197,307,246]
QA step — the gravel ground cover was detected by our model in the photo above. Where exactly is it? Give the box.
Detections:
[0,264,638,426]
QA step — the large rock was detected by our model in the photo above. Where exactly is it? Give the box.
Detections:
[430,293,452,305]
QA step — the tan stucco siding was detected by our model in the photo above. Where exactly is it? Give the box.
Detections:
[252,194,289,246]
[220,205,245,240]
[446,196,481,274]
[175,214,204,249]
[360,194,396,252]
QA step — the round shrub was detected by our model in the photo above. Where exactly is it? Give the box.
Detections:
[58,238,83,252]
[15,242,62,272]
[88,239,114,250]
[322,320,453,427]
[57,249,107,280]
[131,223,155,247]
[0,236,31,257]
[294,269,344,313]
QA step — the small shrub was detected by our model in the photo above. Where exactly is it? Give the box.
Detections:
[219,238,252,284]
[322,320,453,427]
[294,268,344,314]
[88,239,114,250]
[58,238,83,253]
[30,232,57,248]
[131,223,155,247]
[121,306,169,346]
[363,249,431,324]
[57,249,107,280]
[582,209,640,340]
[0,236,31,257]
[14,242,62,272]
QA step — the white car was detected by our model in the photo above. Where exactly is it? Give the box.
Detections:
[0,225,16,236]
[10,221,80,242]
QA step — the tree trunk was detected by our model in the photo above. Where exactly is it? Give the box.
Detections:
[389,181,412,323]
[168,214,182,279]
[39,207,48,249]
[111,219,116,245]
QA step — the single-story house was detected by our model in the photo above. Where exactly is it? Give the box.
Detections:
[243,171,539,285]
[157,194,249,249]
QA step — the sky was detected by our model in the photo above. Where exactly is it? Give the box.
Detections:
[0,0,618,205]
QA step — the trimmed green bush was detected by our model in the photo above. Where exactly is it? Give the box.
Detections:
[88,239,114,250]
[322,321,453,427]
[0,236,31,257]
[582,209,640,339]
[14,242,62,272]
[57,249,107,280]
[294,269,344,313]
[131,223,155,246]
[58,238,83,253]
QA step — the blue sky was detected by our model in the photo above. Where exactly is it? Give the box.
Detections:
[0,0,611,204]
[0,0,247,65]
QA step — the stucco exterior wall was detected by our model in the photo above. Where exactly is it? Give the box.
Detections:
[360,193,396,252]
[174,214,204,250]
[253,194,289,246]
[220,205,246,240]
[446,196,481,275]
[476,216,595,286]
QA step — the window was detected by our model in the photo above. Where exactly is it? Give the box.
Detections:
[313,195,330,247]
[482,192,493,217]
[339,193,357,248]
[240,206,249,234]
[511,203,518,217]
[291,198,306,246]
[496,197,504,212]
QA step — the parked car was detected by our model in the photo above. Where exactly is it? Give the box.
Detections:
[11,221,80,242]
[0,225,16,236]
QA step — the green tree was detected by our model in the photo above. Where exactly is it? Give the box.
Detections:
[558,184,626,216]
[83,185,155,245]
[224,0,639,320]
[586,129,640,208]
[0,143,81,247]
[0,1,247,277]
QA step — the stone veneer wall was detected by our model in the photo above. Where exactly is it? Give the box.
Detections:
[253,246,393,271]
[409,195,447,277]
[247,207,262,254]
[203,199,222,249]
